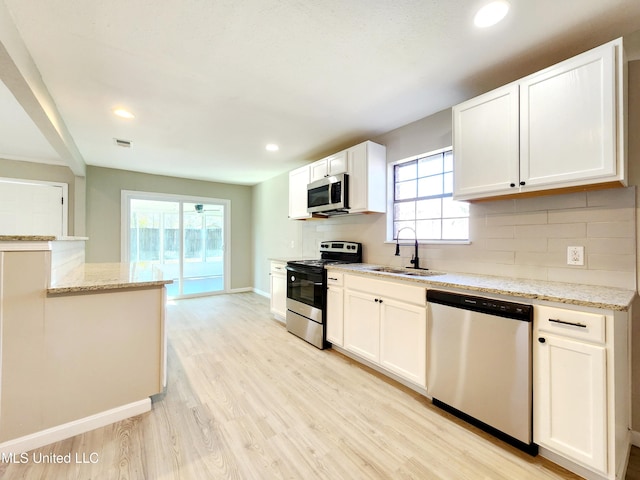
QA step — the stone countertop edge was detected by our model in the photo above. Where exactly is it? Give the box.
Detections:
[48,262,173,295]
[47,280,171,295]
[0,235,89,241]
[326,264,636,312]
[0,235,57,241]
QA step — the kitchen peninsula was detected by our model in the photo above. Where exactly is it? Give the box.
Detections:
[0,236,171,454]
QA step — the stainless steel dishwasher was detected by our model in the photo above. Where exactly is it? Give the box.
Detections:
[427,289,536,454]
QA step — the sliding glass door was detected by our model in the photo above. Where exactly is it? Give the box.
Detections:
[123,192,229,298]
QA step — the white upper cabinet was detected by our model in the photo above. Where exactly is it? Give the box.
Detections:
[288,165,311,219]
[309,151,348,182]
[346,141,386,213]
[288,140,386,219]
[453,38,625,201]
[453,85,519,199]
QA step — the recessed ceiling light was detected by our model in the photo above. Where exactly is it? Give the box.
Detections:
[113,108,135,119]
[265,144,279,152]
[474,0,510,28]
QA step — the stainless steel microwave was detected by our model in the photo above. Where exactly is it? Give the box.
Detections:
[307,173,349,215]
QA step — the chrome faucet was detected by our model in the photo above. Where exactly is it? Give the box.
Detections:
[394,226,422,269]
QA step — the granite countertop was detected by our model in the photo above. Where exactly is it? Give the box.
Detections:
[0,235,89,242]
[48,262,173,294]
[0,235,57,241]
[327,264,636,311]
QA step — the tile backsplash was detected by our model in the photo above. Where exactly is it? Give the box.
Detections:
[301,186,636,290]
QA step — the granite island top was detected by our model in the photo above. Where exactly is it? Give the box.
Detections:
[327,264,636,311]
[0,235,57,241]
[48,262,173,294]
[0,235,89,241]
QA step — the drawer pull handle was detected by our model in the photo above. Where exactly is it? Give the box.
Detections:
[549,318,587,328]
[328,277,338,281]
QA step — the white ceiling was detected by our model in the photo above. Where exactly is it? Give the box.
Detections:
[1,0,640,185]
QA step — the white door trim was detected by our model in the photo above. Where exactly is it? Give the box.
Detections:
[120,190,231,294]
[0,177,68,236]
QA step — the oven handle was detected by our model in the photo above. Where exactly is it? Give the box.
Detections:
[285,265,323,277]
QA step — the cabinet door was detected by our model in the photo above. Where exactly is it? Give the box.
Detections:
[534,334,607,473]
[520,42,617,188]
[327,151,348,176]
[269,271,287,320]
[379,298,427,387]
[326,285,344,346]
[344,290,380,362]
[309,160,328,182]
[347,141,386,213]
[288,165,311,219]
[453,84,520,200]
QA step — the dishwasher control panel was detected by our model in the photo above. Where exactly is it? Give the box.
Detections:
[427,290,532,321]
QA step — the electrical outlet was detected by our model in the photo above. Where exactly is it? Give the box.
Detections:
[567,246,584,266]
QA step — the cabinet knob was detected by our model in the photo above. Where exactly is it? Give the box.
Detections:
[519,181,526,186]
[538,337,546,343]
[510,183,516,188]
[379,299,383,304]
[375,298,379,302]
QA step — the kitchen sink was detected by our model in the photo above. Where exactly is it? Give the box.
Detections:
[367,266,444,277]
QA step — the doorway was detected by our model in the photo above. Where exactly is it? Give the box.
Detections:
[122,191,230,298]
[0,178,68,236]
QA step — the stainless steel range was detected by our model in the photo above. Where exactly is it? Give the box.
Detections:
[286,241,362,349]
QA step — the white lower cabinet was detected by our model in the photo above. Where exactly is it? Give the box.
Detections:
[326,272,344,346]
[269,261,287,321]
[379,298,426,387]
[533,304,630,480]
[535,334,607,472]
[344,290,381,362]
[342,274,426,388]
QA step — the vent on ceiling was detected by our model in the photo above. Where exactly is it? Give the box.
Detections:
[114,138,132,148]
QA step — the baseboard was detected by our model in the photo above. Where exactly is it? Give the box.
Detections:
[229,287,253,294]
[538,446,606,480]
[252,288,270,298]
[0,398,151,455]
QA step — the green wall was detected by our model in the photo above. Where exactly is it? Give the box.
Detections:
[86,166,253,290]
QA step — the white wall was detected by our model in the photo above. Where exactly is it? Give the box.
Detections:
[252,171,304,294]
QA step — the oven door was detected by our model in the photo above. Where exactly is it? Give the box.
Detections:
[286,265,324,321]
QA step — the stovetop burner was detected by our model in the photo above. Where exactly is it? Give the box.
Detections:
[286,241,362,270]
[287,259,347,268]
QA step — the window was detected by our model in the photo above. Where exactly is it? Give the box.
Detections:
[392,148,469,241]
[122,191,229,298]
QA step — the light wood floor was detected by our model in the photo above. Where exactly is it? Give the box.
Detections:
[0,292,635,479]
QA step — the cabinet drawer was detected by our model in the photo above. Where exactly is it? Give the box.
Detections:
[345,274,425,306]
[535,305,605,344]
[326,271,344,286]
[270,262,286,275]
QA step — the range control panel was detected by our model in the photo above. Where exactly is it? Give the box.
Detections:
[319,241,361,254]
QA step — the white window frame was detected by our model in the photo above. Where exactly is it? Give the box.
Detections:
[386,147,470,244]
[120,190,231,294]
